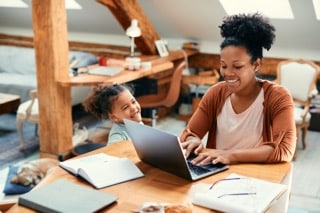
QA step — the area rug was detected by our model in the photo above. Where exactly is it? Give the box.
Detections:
[0,105,100,170]
[0,113,39,170]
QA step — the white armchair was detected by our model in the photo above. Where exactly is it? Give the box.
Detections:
[16,89,39,151]
[275,59,320,159]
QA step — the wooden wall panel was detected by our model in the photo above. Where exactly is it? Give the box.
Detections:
[0,33,34,48]
[0,33,130,58]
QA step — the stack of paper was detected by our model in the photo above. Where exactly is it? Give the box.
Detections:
[191,173,287,213]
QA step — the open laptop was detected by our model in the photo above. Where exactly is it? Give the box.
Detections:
[124,119,229,181]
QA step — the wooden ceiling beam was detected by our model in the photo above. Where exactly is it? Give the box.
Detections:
[97,0,160,55]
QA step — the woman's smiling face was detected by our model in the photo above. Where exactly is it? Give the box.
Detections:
[220,45,260,94]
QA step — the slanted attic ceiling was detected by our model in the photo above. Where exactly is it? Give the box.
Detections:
[0,0,319,56]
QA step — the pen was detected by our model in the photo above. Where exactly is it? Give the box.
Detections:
[209,177,243,190]
[218,192,257,198]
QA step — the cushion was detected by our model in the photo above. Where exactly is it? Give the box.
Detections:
[3,165,33,195]
[69,51,98,68]
[280,62,317,101]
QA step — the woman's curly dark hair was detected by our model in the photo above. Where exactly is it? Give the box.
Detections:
[82,84,134,120]
[219,13,276,62]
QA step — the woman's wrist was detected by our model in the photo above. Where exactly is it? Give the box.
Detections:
[226,150,238,164]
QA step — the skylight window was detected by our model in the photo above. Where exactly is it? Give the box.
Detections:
[0,0,28,8]
[219,0,294,19]
[66,0,82,10]
[313,0,320,20]
[0,0,82,10]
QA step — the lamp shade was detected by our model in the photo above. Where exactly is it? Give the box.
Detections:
[126,19,141,38]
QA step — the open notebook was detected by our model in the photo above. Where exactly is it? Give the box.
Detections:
[59,153,144,188]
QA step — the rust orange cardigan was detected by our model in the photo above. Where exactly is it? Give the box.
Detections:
[180,80,296,162]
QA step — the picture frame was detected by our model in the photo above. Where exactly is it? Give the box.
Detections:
[155,40,169,57]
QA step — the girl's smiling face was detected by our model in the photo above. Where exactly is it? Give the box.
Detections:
[108,89,142,124]
[220,45,261,95]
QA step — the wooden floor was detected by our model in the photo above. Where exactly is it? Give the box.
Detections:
[1,114,320,212]
[289,130,320,212]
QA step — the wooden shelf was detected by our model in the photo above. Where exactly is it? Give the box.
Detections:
[58,62,174,87]
[57,49,198,87]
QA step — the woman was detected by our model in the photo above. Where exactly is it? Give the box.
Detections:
[180,13,296,165]
[83,84,142,144]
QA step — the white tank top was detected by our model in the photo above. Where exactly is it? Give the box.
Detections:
[216,89,264,150]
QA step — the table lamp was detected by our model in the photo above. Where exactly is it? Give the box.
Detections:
[126,19,141,70]
[126,19,141,57]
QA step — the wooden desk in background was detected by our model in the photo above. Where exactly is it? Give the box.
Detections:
[58,61,173,86]
[8,141,292,213]
[0,93,20,115]
[58,49,198,87]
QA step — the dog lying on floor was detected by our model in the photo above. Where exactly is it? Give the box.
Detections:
[10,158,59,187]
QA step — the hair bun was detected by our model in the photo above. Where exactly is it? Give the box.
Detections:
[219,13,275,51]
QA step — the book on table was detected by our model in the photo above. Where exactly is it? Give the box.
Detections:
[190,173,287,213]
[59,153,144,189]
[18,179,118,213]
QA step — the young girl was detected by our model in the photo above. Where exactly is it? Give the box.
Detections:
[82,84,142,144]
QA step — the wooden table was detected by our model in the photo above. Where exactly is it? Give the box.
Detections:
[0,93,20,115]
[8,141,292,213]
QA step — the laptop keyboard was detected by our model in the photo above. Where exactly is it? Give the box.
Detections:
[186,153,228,176]
[187,161,211,175]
